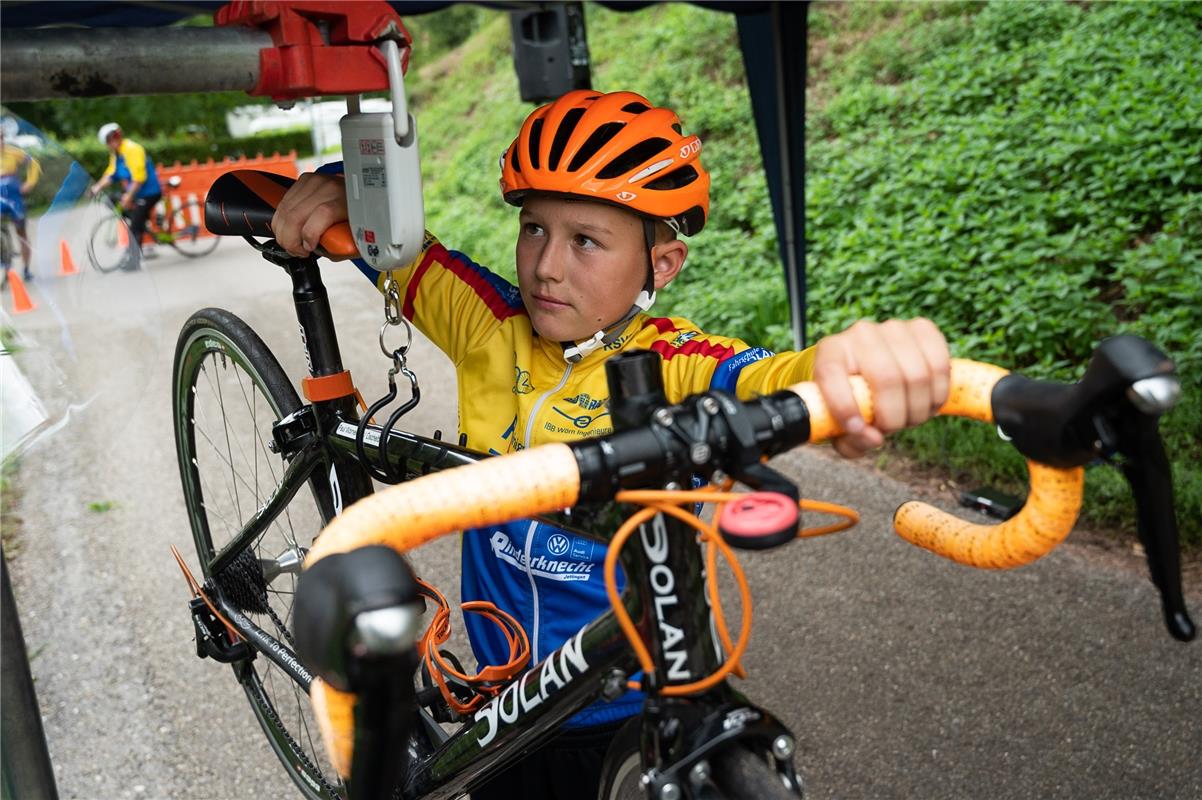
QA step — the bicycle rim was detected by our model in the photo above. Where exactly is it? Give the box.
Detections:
[173,308,344,800]
[169,200,220,258]
[87,213,135,273]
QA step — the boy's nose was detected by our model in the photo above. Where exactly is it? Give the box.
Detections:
[533,240,564,282]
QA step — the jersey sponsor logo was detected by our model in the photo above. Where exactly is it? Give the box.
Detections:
[547,533,570,556]
[564,392,605,411]
[513,366,533,394]
[550,405,611,429]
[489,531,594,581]
[475,628,589,747]
[671,330,700,348]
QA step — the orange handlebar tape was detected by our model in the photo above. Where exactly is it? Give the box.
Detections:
[305,443,581,776]
[302,371,356,402]
[894,462,1084,568]
[788,359,1084,570]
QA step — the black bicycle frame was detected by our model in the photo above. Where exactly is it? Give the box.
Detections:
[212,253,797,799]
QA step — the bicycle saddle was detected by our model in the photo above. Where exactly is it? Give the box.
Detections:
[204,170,358,258]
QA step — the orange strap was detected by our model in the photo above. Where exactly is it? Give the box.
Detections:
[302,371,357,402]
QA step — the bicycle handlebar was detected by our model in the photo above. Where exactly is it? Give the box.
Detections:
[301,358,1099,777]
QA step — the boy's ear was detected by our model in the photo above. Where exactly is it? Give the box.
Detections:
[651,239,688,291]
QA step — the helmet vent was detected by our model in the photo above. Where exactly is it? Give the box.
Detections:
[567,122,625,172]
[548,108,586,172]
[528,118,545,169]
[622,102,651,114]
[510,144,521,172]
[597,138,672,180]
[646,165,699,191]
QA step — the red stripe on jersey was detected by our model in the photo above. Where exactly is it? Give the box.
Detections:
[643,317,678,334]
[404,244,524,322]
[650,337,735,363]
[401,247,438,320]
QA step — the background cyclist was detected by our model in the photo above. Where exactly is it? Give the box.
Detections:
[89,122,162,266]
[1,115,42,281]
[272,90,952,799]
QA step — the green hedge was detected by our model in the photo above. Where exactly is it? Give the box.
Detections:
[807,1,1202,543]
[397,2,1201,544]
[58,130,315,180]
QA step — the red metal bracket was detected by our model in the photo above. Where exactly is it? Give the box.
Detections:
[215,1,411,101]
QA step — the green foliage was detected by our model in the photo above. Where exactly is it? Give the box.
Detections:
[808,0,1202,544]
[58,130,315,180]
[407,4,787,347]
[8,91,269,143]
[87,500,116,513]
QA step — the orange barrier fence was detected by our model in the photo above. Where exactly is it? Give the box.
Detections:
[152,151,299,241]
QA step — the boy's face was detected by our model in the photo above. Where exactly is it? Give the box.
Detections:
[516,195,653,343]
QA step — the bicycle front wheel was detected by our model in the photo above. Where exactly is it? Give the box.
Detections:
[87,213,136,273]
[168,199,220,258]
[172,308,344,800]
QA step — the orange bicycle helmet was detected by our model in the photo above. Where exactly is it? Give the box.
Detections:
[500,90,710,236]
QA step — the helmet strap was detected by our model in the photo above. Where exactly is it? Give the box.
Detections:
[561,218,659,364]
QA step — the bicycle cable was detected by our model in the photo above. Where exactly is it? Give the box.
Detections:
[604,487,859,696]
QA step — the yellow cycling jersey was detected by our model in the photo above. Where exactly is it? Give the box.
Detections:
[1,144,41,192]
[366,231,816,727]
[374,232,817,456]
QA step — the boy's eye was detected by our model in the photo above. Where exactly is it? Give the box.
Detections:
[573,234,597,249]
[522,222,544,237]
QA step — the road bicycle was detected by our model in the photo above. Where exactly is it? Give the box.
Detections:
[88,175,219,272]
[173,170,1194,800]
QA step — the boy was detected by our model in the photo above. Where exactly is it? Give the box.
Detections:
[273,90,949,799]
[1,116,41,280]
[89,122,163,264]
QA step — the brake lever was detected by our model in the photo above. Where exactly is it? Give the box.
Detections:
[1111,384,1195,642]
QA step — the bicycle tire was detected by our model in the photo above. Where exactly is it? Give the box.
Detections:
[87,213,136,273]
[173,308,344,800]
[597,718,802,800]
[168,199,220,258]
[710,744,800,799]
[597,716,642,800]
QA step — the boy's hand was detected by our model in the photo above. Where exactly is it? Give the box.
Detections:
[812,318,950,458]
[271,172,350,258]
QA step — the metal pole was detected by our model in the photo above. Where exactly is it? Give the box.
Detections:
[0,27,272,101]
[1,549,59,800]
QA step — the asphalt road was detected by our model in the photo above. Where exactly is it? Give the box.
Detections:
[5,232,1199,800]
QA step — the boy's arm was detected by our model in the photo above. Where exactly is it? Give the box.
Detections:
[271,169,517,365]
[19,151,40,195]
[373,235,522,364]
[659,317,949,458]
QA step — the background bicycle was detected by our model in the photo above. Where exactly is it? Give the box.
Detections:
[87,175,218,272]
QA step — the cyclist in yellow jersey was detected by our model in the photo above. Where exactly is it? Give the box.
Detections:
[272,90,951,800]
[1,116,42,280]
[89,122,163,265]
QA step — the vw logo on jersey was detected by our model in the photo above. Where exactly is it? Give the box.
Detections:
[547,534,570,556]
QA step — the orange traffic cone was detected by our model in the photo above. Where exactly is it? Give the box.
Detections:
[59,239,79,276]
[6,269,36,313]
